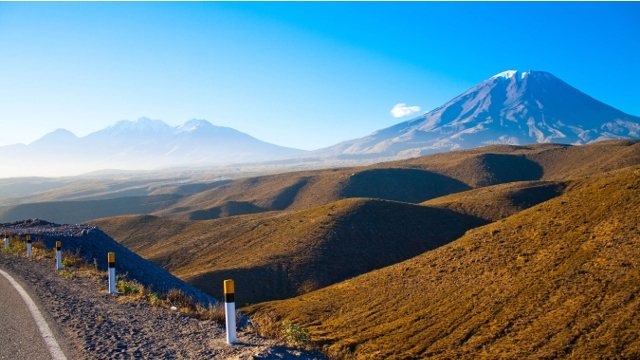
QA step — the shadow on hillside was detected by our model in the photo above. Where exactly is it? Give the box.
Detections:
[188,265,295,306]
[341,168,472,203]
[263,178,309,210]
[474,153,544,186]
[186,205,489,305]
[508,182,568,209]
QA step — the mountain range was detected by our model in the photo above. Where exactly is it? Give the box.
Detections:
[0,118,305,177]
[3,70,639,177]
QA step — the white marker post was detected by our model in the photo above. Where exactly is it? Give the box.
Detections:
[108,252,116,294]
[224,279,237,345]
[26,235,32,257]
[56,242,62,270]
[4,231,8,250]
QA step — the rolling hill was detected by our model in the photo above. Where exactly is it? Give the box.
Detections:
[90,198,488,305]
[154,168,472,220]
[90,160,586,306]
[244,165,640,359]
[422,180,568,222]
[3,140,639,226]
[152,140,640,220]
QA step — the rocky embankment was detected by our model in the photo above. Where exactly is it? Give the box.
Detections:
[0,220,324,359]
[1,219,212,304]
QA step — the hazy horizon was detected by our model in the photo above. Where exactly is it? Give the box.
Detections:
[2,2,640,151]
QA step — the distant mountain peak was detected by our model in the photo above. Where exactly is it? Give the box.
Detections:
[29,128,78,146]
[174,119,216,133]
[101,117,173,135]
[49,128,77,137]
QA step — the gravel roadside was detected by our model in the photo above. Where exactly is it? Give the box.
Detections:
[0,221,326,359]
[1,220,213,304]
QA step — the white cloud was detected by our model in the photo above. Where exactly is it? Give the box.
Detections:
[390,103,421,118]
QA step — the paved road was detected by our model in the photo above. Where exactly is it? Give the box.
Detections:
[0,269,63,360]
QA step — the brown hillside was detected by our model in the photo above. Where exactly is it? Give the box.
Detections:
[153,140,640,220]
[154,169,472,220]
[422,180,568,221]
[90,198,487,305]
[527,139,640,180]
[245,165,640,359]
[147,179,234,196]
[156,173,320,219]
[384,140,640,185]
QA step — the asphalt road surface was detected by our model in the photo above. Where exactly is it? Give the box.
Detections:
[0,268,63,360]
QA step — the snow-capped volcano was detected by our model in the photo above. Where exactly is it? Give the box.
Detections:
[316,70,640,158]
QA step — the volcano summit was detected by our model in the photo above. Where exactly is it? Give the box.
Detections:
[317,70,640,158]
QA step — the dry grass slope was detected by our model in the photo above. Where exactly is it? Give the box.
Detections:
[153,140,640,220]
[381,140,640,186]
[422,180,568,222]
[153,168,472,220]
[147,180,234,196]
[245,165,640,359]
[91,198,488,305]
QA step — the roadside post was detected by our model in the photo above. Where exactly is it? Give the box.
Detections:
[26,235,32,257]
[56,242,62,270]
[3,232,8,249]
[108,252,116,294]
[224,279,237,344]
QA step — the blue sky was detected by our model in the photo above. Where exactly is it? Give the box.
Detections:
[1,2,639,150]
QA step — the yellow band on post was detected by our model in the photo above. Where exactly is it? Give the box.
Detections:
[224,279,235,303]
[224,280,234,294]
[56,241,61,249]
[26,235,31,241]
[108,252,115,263]
[4,232,7,237]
